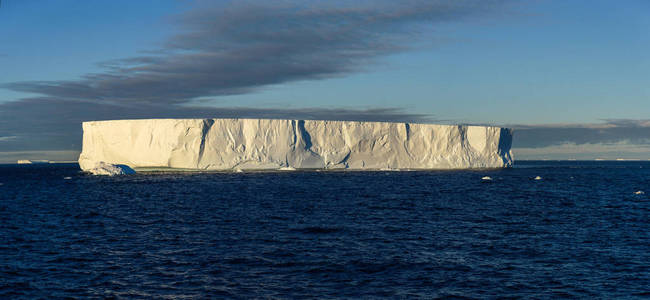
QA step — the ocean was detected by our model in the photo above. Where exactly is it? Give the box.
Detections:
[1,161,649,298]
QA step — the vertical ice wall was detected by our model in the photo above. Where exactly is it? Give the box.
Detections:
[78,119,513,171]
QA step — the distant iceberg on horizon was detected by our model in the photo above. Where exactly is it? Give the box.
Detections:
[17,159,50,164]
[78,118,513,172]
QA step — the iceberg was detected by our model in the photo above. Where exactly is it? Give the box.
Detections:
[85,161,136,176]
[17,160,49,164]
[78,119,513,172]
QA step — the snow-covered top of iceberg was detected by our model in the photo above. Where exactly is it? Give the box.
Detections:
[78,118,513,172]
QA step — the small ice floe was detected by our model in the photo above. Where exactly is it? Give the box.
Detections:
[86,162,136,176]
[278,167,296,171]
[534,176,542,180]
[634,191,645,195]
[481,176,493,181]
[63,176,72,180]
[234,168,244,173]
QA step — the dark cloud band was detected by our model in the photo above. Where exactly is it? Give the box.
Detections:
[512,120,650,148]
[2,0,506,105]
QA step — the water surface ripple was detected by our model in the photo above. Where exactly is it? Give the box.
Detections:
[1,161,649,298]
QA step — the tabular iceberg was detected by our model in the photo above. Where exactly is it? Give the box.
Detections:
[78,119,513,172]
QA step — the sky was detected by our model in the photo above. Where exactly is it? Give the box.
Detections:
[0,0,649,162]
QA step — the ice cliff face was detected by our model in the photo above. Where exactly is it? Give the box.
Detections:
[78,119,513,171]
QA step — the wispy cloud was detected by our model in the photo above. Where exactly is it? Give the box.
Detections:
[2,0,509,105]
[0,136,16,142]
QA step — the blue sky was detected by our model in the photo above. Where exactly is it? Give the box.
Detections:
[1,0,649,161]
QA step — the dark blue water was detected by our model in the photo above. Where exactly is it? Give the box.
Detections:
[1,161,649,299]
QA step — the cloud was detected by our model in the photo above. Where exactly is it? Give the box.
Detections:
[600,119,650,128]
[512,119,650,149]
[514,142,650,160]
[2,0,508,105]
[509,119,650,160]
